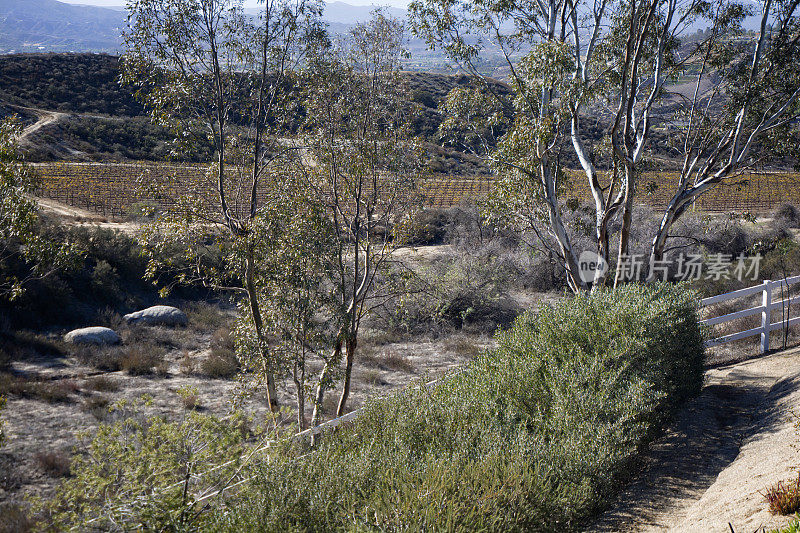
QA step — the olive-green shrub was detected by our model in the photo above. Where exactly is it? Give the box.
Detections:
[214,283,704,532]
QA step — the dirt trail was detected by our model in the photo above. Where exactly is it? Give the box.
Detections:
[594,347,800,532]
[15,107,67,144]
[35,197,139,235]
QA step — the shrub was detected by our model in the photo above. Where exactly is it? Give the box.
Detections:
[33,381,79,403]
[774,203,800,229]
[179,350,198,375]
[0,503,35,533]
[45,398,253,531]
[770,515,800,533]
[81,395,111,420]
[89,260,122,303]
[84,376,119,392]
[186,304,229,331]
[200,352,238,379]
[401,208,451,245]
[201,329,239,378]
[360,368,388,387]
[214,283,705,531]
[34,450,72,478]
[765,477,800,515]
[380,351,415,373]
[120,345,165,376]
[76,346,124,372]
[176,385,201,410]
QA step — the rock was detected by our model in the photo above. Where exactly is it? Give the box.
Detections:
[123,305,188,326]
[64,327,121,345]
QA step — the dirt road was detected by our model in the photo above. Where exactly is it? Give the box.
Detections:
[594,347,800,532]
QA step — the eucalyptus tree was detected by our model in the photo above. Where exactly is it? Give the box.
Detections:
[301,13,422,429]
[122,0,325,411]
[234,169,340,430]
[409,0,748,290]
[411,0,589,291]
[649,0,800,265]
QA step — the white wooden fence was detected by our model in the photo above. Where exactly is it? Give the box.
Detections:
[701,275,800,353]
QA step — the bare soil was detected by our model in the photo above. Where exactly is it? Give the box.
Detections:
[0,315,492,507]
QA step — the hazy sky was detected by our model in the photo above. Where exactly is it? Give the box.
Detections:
[71,0,411,8]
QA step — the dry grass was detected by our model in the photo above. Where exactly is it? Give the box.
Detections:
[201,328,239,378]
[361,368,388,387]
[179,350,198,375]
[200,353,238,378]
[72,345,123,371]
[360,350,415,373]
[120,345,166,376]
[0,374,80,403]
[186,302,230,331]
[81,395,111,420]
[34,450,71,478]
[84,375,119,392]
[442,335,483,358]
[0,503,35,533]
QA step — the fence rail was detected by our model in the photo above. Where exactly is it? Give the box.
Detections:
[700,275,800,353]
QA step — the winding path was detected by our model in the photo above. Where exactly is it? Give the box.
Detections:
[15,106,67,144]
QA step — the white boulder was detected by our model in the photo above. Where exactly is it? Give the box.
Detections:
[64,327,121,345]
[123,305,188,326]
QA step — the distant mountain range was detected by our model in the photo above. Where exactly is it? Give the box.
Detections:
[0,0,409,54]
[0,0,125,52]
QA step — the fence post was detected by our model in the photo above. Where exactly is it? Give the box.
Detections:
[761,279,772,353]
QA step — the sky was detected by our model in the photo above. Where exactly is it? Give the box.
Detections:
[72,0,411,8]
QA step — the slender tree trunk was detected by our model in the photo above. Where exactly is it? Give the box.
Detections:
[336,335,357,417]
[614,167,636,288]
[310,336,343,446]
[293,362,306,430]
[593,214,613,290]
[244,249,279,412]
[539,162,585,292]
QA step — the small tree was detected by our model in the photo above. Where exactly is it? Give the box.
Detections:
[302,12,423,428]
[0,118,79,300]
[234,169,340,430]
[122,0,324,411]
[410,0,759,290]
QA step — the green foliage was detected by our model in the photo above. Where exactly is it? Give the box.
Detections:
[214,283,704,531]
[771,515,800,533]
[0,118,81,300]
[234,178,339,384]
[45,396,254,531]
[0,53,143,116]
[0,224,199,329]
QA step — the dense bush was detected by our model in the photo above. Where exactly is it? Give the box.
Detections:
[213,283,704,531]
[46,398,253,531]
[774,203,800,229]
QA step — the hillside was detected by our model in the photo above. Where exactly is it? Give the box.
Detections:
[0,0,418,55]
[0,53,141,116]
[0,53,505,171]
